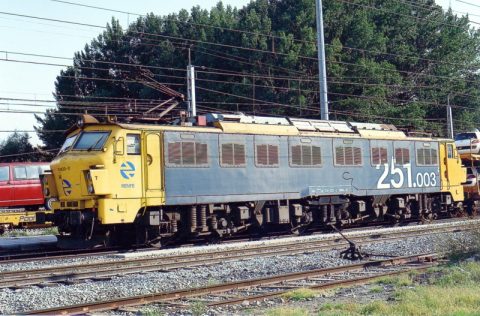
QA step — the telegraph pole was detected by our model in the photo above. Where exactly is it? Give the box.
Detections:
[315,0,329,120]
[187,47,197,117]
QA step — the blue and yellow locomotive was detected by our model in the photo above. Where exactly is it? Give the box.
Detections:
[40,113,466,247]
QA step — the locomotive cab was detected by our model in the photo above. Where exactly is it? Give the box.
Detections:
[41,115,154,247]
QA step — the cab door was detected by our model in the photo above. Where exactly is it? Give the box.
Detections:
[143,132,163,200]
[440,142,465,201]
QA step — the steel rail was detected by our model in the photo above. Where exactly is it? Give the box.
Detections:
[206,261,435,308]
[25,253,438,315]
[1,216,476,263]
[0,224,469,288]
[0,247,124,263]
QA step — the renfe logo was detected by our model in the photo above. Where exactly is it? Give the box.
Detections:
[120,161,136,179]
[62,179,72,196]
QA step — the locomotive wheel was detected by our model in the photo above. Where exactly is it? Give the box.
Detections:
[56,233,112,249]
[291,223,310,235]
[472,208,478,217]
[420,213,433,224]
[148,238,162,248]
[450,208,466,218]
[206,232,222,244]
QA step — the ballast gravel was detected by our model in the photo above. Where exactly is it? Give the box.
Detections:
[1,218,478,273]
[0,229,475,314]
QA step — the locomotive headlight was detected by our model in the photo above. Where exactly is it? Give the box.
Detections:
[77,117,84,128]
[87,184,95,194]
[86,171,92,181]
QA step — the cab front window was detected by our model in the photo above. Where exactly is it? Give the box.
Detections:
[73,131,110,151]
[58,134,78,154]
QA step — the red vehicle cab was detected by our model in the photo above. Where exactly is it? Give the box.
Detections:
[0,162,50,210]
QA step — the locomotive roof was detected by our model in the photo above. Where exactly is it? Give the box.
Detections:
[79,113,444,141]
[113,113,440,141]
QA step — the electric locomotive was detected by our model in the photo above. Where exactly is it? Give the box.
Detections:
[40,113,466,248]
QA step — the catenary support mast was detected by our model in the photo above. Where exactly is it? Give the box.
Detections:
[315,0,329,120]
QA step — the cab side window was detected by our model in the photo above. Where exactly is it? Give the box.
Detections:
[447,144,454,159]
[38,165,49,175]
[14,166,27,180]
[0,166,9,181]
[26,166,40,179]
[127,134,141,155]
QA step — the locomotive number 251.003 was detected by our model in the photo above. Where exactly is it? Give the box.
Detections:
[376,158,437,189]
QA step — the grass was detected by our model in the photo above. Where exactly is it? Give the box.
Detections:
[140,307,161,316]
[265,307,310,316]
[5,230,29,237]
[206,277,220,286]
[313,261,480,316]
[442,229,480,262]
[375,274,413,287]
[368,285,383,294]
[42,226,59,235]
[190,300,207,316]
[282,288,319,301]
[3,226,58,237]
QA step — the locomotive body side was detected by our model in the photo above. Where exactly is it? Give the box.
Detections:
[162,131,450,205]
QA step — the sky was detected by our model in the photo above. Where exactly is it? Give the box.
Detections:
[0,0,478,146]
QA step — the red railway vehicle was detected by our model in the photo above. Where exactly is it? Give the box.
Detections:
[0,162,50,210]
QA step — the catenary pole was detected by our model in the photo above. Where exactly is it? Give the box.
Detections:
[187,47,197,117]
[447,94,454,139]
[315,0,329,120]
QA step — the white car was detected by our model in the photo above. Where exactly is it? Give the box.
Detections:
[455,130,480,155]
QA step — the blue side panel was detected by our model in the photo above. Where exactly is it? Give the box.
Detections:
[163,131,442,205]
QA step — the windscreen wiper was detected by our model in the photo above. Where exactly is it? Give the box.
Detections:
[87,135,106,151]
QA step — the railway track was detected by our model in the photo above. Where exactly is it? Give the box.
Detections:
[0,247,126,263]
[25,253,440,315]
[1,215,477,264]
[0,220,475,289]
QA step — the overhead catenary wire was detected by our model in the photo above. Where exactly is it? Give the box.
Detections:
[1,61,477,114]
[3,34,479,88]
[0,3,476,91]
[6,7,476,73]
[0,148,60,158]
[0,130,65,133]
[0,5,476,129]
[337,0,480,26]
[456,0,480,9]
[0,50,315,82]
[47,0,480,70]
[0,109,145,117]
[0,11,317,63]
[6,50,474,99]
[2,53,479,114]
